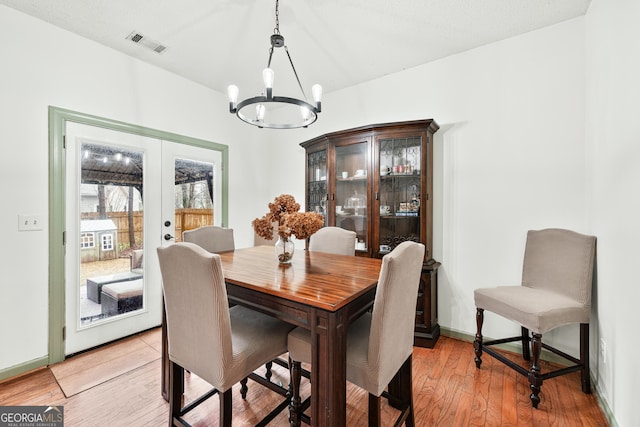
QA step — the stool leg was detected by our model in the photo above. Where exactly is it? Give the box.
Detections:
[474,308,484,368]
[521,326,531,361]
[265,361,274,382]
[240,377,248,399]
[289,358,302,427]
[580,323,591,394]
[169,362,184,427]
[219,389,232,427]
[368,394,381,427]
[528,333,543,408]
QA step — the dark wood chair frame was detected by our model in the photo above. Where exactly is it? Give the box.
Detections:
[163,300,292,427]
[288,355,415,427]
[473,308,591,408]
[168,359,291,427]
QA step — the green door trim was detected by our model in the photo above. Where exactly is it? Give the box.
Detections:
[48,106,229,364]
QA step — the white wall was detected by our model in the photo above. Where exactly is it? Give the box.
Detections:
[0,5,271,370]
[586,1,640,426]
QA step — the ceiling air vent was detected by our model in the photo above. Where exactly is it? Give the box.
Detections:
[126,31,167,54]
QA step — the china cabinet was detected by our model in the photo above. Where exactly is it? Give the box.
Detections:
[301,119,440,347]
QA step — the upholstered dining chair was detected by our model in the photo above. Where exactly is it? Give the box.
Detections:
[287,241,425,426]
[182,225,289,401]
[308,226,357,256]
[157,242,294,427]
[182,225,235,253]
[474,228,596,408]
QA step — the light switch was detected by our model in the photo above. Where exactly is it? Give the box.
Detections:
[18,214,43,231]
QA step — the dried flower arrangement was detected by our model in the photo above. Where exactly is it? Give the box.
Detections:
[252,194,324,241]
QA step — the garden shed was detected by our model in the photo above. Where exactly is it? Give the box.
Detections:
[80,219,119,262]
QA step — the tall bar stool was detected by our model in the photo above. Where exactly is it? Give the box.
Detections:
[157,242,294,426]
[288,241,425,426]
[474,228,596,408]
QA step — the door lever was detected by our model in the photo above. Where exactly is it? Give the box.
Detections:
[164,234,174,241]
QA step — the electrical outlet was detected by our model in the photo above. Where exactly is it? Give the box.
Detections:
[18,214,43,231]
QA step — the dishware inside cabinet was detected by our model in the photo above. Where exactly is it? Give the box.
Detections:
[306,148,327,225]
[335,142,368,252]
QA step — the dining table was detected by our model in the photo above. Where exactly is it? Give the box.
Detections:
[161,244,383,426]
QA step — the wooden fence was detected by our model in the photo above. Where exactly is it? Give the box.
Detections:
[81,209,213,248]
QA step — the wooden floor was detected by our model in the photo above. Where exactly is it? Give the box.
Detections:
[0,328,608,426]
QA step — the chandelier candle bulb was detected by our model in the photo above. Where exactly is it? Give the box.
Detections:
[256,104,266,121]
[312,84,323,112]
[227,85,239,112]
[262,68,274,98]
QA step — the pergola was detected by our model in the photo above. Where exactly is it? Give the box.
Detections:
[80,143,214,199]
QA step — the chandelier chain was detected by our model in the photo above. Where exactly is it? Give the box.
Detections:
[274,0,280,35]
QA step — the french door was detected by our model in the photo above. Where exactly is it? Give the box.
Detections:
[64,122,221,354]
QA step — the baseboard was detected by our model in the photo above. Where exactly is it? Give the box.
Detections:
[590,376,618,427]
[440,327,619,427]
[0,356,49,383]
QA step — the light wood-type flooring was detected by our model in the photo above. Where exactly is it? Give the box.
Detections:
[0,328,608,426]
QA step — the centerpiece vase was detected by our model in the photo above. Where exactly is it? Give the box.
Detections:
[275,235,295,264]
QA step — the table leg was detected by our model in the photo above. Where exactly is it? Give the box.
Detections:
[310,309,347,426]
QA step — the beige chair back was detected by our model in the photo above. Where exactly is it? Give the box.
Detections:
[157,242,232,388]
[522,228,596,306]
[367,241,424,393]
[308,226,356,256]
[183,225,235,253]
[254,221,278,246]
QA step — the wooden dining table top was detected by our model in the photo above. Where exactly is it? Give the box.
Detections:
[217,245,382,312]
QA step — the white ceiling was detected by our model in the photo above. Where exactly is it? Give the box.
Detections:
[1,0,591,99]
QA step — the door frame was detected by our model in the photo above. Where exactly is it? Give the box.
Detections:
[48,106,229,364]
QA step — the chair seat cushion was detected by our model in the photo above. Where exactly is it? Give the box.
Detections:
[287,326,311,364]
[216,306,294,390]
[474,286,589,334]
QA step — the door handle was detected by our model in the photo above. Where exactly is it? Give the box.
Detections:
[164,234,174,241]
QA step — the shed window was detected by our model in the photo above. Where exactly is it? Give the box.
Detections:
[101,233,114,251]
[80,232,95,248]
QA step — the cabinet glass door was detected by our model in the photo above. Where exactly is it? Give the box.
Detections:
[335,141,369,252]
[306,148,327,226]
[378,136,422,254]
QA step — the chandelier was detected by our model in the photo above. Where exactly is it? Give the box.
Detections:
[227,0,322,129]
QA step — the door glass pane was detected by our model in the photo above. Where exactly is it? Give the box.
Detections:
[378,137,422,253]
[335,142,368,252]
[79,143,144,325]
[173,158,214,241]
[306,149,327,226]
